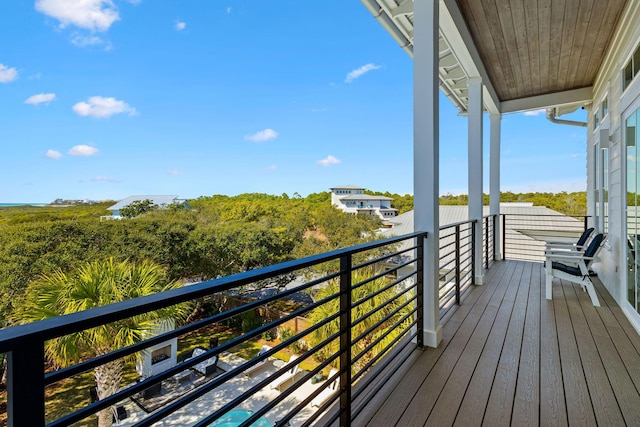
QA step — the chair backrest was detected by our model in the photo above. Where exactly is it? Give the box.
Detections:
[258,345,271,356]
[328,368,339,391]
[577,227,595,247]
[287,355,299,375]
[583,233,605,264]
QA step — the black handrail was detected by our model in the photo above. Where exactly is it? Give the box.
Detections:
[1,215,499,427]
[1,231,428,427]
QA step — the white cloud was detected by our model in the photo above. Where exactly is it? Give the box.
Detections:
[71,34,105,47]
[226,7,232,13]
[25,93,56,105]
[69,144,99,156]
[0,64,18,83]
[45,149,62,159]
[245,128,278,142]
[167,169,181,176]
[175,21,186,31]
[262,165,277,172]
[93,176,120,182]
[523,109,545,116]
[317,155,341,167]
[345,63,381,83]
[35,0,120,32]
[72,96,137,118]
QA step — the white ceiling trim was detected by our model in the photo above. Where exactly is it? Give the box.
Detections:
[440,0,501,114]
[500,87,594,113]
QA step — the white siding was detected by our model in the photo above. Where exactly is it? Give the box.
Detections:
[589,2,640,312]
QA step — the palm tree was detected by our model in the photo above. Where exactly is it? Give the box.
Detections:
[14,258,190,427]
[308,268,414,373]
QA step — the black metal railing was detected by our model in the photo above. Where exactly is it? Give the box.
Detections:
[0,232,427,427]
[0,216,499,427]
[483,215,497,270]
[438,220,474,319]
[501,214,589,262]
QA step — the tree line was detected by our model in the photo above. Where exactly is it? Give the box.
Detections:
[0,190,586,328]
[0,192,383,328]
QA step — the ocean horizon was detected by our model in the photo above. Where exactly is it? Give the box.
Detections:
[0,202,47,207]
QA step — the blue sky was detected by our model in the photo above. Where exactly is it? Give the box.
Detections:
[0,1,588,203]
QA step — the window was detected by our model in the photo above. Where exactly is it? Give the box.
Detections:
[594,109,600,130]
[602,97,609,118]
[595,136,609,233]
[623,42,640,91]
[626,106,640,313]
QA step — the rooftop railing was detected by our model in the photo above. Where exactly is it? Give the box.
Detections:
[0,217,495,426]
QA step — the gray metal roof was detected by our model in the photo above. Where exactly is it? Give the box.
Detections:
[381,205,581,262]
[330,184,365,190]
[382,205,572,236]
[340,194,393,201]
[108,195,179,211]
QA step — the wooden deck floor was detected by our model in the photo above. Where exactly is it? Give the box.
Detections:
[352,260,640,426]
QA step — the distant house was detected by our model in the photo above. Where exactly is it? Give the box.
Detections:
[330,185,398,220]
[101,195,190,220]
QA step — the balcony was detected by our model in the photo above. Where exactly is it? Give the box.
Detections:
[344,259,640,426]
[0,214,639,426]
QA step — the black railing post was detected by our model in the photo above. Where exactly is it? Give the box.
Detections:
[416,235,425,348]
[471,221,477,285]
[484,217,489,269]
[7,342,45,427]
[502,214,507,259]
[584,215,588,232]
[455,225,461,305]
[338,254,352,426]
[493,215,497,261]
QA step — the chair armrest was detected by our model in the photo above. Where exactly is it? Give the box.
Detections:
[545,248,582,255]
[546,254,594,262]
[546,241,575,247]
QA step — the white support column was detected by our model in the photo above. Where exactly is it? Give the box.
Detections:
[413,0,442,348]
[490,113,502,260]
[468,77,484,284]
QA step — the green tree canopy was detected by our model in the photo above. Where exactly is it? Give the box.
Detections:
[13,258,189,427]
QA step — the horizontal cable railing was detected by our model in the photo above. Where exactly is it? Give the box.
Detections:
[0,216,497,427]
[483,215,496,270]
[0,232,429,427]
[438,219,475,320]
[501,214,589,262]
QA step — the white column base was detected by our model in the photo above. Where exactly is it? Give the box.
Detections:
[474,274,485,285]
[423,325,443,348]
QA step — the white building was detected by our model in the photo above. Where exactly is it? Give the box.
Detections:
[330,185,398,219]
[102,195,189,220]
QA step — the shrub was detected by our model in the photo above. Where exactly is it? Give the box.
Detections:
[240,309,262,333]
[278,326,294,342]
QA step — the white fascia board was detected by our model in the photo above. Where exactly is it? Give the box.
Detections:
[440,0,501,114]
[361,0,413,55]
[501,87,593,113]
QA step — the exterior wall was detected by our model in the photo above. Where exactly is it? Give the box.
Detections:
[330,187,364,206]
[589,1,640,327]
[330,187,396,219]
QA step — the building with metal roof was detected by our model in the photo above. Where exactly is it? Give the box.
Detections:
[331,185,398,219]
[104,195,188,219]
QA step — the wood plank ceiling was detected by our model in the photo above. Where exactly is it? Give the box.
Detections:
[456,0,628,102]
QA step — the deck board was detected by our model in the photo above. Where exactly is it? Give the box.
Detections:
[351,260,640,427]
